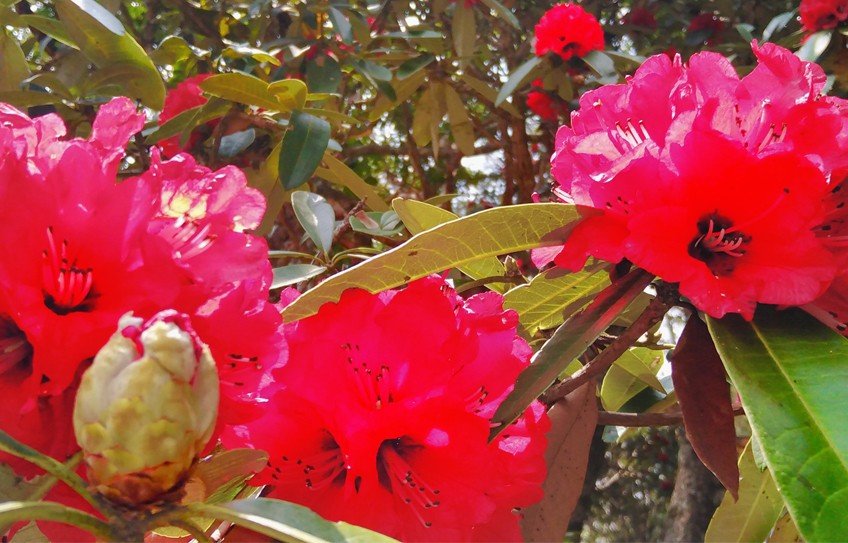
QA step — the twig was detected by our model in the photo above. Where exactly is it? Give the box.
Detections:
[597,406,745,427]
[541,284,678,404]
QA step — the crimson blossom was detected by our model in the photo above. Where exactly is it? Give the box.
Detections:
[534,3,604,61]
[800,0,848,32]
[158,73,217,156]
[527,80,568,122]
[0,97,282,494]
[228,278,550,542]
[543,42,848,321]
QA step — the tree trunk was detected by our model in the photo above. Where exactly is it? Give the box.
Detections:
[662,429,724,542]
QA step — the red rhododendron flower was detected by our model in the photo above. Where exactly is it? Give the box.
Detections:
[800,0,848,31]
[535,3,604,61]
[158,74,217,156]
[527,80,567,121]
[544,43,848,319]
[623,6,657,30]
[229,278,549,541]
[687,13,725,45]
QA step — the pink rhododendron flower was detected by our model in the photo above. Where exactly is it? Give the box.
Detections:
[230,278,549,542]
[0,97,282,440]
[158,74,217,156]
[534,3,605,61]
[800,0,848,31]
[543,43,848,320]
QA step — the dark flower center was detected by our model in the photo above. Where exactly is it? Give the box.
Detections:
[272,434,347,491]
[688,214,750,276]
[0,317,31,375]
[377,438,441,528]
[42,227,95,314]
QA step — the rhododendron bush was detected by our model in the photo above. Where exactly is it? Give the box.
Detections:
[0,1,847,542]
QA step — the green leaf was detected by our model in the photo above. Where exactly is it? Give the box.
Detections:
[600,348,665,411]
[581,50,618,84]
[705,441,783,543]
[479,0,520,29]
[9,521,49,542]
[269,77,308,111]
[452,3,476,63]
[444,85,475,155]
[0,91,62,108]
[369,70,427,121]
[763,11,796,42]
[735,23,755,42]
[291,191,335,255]
[0,30,30,92]
[279,111,331,190]
[491,269,654,436]
[0,502,111,540]
[54,0,165,108]
[397,54,434,80]
[272,265,327,289]
[189,498,399,543]
[218,128,256,157]
[707,308,848,542]
[200,73,283,111]
[349,211,403,237]
[305,53,342,94]
[328,7,353,44]
[0,431,97,511]
[392,198,507,290]
[146,98,229,144]
[283,202,581,321]
[18,15,77,48]
[458,73,521,118]
[796,30,832,62]
[503,268,610,336]
[315,154,389,211]
[222,45,281,66]
[496,56,544,106]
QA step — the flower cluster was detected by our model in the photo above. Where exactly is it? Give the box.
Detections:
[0,98,282,494]
[800,0,848,32]
[534,3,605,61]
[545,42,848,324]
[229,278,549,542]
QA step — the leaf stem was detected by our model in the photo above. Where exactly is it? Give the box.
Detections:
[540,283,677,404]
[0,431,102,513]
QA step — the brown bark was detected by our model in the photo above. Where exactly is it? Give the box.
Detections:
[662,429,724,542]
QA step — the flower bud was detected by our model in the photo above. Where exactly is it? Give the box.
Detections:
[73,310,219,506]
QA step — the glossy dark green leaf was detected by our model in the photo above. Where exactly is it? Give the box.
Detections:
[796,30,832,61]
[707,308,848,542]
[581,50,618,84]
[279,111,331,190]
[329,7,353,44]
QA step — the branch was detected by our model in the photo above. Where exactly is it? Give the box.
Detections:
[597,406,745,427]
[541,284,678,404]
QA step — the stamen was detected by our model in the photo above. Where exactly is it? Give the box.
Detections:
[275,447,346,491]
[42,228,94,314]
[380,445,440,528]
